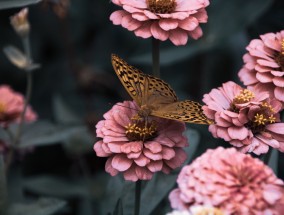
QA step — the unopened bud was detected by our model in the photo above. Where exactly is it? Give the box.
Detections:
[10,8,30,37]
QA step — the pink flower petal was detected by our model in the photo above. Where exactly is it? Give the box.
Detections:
[159,19,179,31]
[123,166,139,181]
[165,148,186,169]
[135,166,153,180]
[178,17,198,31]
[147,160,163,172]
[150,22,169,41]
[105,157,119,176]
[228,127,249,140]
[134,22,152,38]
[169,29,188,46]
[94,140,111,157]
[112,154,133,171]
[274,87,284,102]
[134,154,150,166]
[110,10,129,25]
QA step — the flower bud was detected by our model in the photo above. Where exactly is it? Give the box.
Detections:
[10,8,30,37]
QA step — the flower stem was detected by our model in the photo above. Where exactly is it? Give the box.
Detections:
[134,180,141,215]
[152,38,160,78]
[0,155,8,215]
[5,36,33,171]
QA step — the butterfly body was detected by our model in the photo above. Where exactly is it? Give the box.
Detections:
[111,54,212,125]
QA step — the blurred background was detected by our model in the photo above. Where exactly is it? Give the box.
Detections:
[1,0,284,214]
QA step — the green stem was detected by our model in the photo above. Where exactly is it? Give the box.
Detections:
[134,180,141,215]
[5,36,33,171]
[263,148,272,165]
[152,38,160,78]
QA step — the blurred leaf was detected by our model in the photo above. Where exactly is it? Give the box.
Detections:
[8,197,66,215]
[24,176,89,198]
[268,149,278,174]
[8,121,88,148]
[52,95,82,124]
[0,0,41,9]
[113,199,123,215]
[131,0,272,65]
[0,127,10,144]
[0,154,7,215]
[3,46,40,71]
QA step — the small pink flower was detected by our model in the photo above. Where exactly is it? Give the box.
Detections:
[169,147,284,215]
[93,100,188,181]
[0,85,37,127]
[202,81,284,155]
[238,30,284,104]
[110,0,210,46]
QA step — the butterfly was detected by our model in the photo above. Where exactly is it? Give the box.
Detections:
[111,54,212,125]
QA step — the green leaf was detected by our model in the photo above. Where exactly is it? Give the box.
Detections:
[131,0,272,65]
[8,121,89,148]
[8,197,66,215]
[23,176,89,198]
[0,0,41,9]
[113,199,123,215]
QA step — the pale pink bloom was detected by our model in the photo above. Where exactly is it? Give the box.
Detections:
[0,85,37,127]
[169,147,284,215]
[94,101,188,181]
[110,0,210,46]
[238,30,284,104]
[202,81,284,155]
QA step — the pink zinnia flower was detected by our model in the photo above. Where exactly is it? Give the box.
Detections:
[202,81,284,155]
[238,30,284,104]
[169,147,284,215]
[93,100,188,181]
[0,85,37,128]
[110,0,210,46]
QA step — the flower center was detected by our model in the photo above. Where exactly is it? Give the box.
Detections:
[230,89,255,112]
[275,39,284,70]
[245,102,276,134]
[125,118,157,142]
[193,207,224,215]
[147,0,177,14]
[0,103,5,113]
[233,89,255,104]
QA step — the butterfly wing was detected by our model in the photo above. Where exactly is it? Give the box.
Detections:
[111,54,145,106]
[143,74,178,107]
[111,54,178,107]
[152,100,212,125]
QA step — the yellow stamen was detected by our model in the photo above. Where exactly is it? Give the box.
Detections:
[268,115,276,124]
[233,89,255,104]
[254,113,267,126]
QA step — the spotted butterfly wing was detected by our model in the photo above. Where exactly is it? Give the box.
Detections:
[111,54,212,125]
[152,100,212,124]
[111,54,177,107]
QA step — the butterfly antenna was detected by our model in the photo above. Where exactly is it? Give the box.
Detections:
[108,103,139,111]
